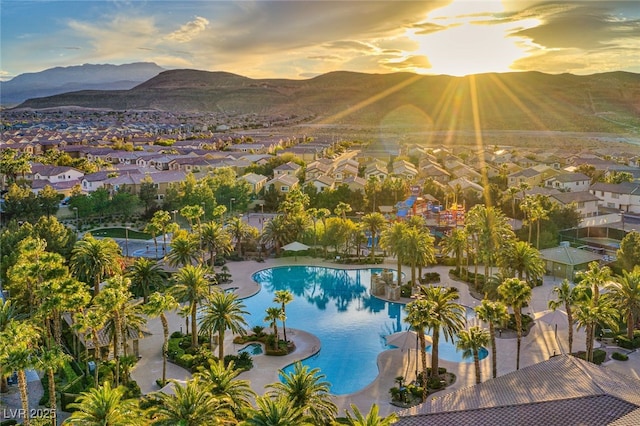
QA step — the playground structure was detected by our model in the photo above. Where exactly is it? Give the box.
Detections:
[394,196,465,229]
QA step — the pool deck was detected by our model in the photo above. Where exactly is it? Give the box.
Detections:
[128,255,640,418]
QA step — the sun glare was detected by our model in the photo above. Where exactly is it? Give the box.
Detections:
[405,0,537,76]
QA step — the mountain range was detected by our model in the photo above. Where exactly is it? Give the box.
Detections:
[5,64,640,133]
[0,62,164,105]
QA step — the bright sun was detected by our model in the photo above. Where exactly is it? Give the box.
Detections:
[404,0,538,76]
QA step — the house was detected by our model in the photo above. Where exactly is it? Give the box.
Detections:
[397,355,640,426]
[104,171,187,202]
[545,173,591,192]
[305,175,336,192]
[305,160,333,181]
[342,176,366,193]
[448,177,484,198]
[549,191,600,218]
[266,174,299,194]
[364,162,388,181]
[239,173,268,194]
[391,160,418,179]
[450,164,482,183]
[31,165,84,188]
[81,170,132,193]
[273,161,302,178]
[508,165,558,188]
[420,164,451,184]
[590,182,640,214]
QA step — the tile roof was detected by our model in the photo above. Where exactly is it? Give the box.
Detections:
[397,355,640,426]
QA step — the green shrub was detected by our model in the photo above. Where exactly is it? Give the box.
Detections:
[176,354,194,369]
[170,331,184,339]
[616,334,640,349]
[61,392,80,412]
[612,352,629,361]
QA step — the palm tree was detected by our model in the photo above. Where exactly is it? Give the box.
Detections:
[380,222,408,288]
[417,286,466,379]
[143,292,179,385]
[66,381,144,425]
[228,216,251,257]
[574,296,619,363]
[273,290,294,342]
[74,309,105,385]
[268,361,337,425]
[198,290,249,360]
[361,212,386,264]
[0,299,25,393]
[440,228,468,274]
[143,221,162,260]
[403,228,436,287]
[475,299,509,378]
[166,230,200,268]
[506,186,520,218]
[404,298,431,400]
[242,395,312,426]
[150,210,176,255]
[344,403,399,426]
[498,277,532,370]
[71,233,122,297]
[0,320,40,426]
[334,201,352,220]
[456,326,490,384]
[36,343,71,426]
[180,204,205,231]
[195,359,256,419]
[605,268,640,340]
[548,279,580,354]
[152,378,234,426]
[265,307,282,350]
[261,214,292,256]
[200,221,233,269]
[171,265,210,349]
[93,276,131,386]
[498,240,545,286]
[127,258,167,303]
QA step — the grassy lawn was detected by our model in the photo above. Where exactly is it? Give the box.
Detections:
[90,227,151,240]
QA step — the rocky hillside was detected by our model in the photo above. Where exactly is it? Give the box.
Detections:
[13,69,640,133]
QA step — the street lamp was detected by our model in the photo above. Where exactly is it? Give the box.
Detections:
[620,210,625,232]
[229,198,235,215]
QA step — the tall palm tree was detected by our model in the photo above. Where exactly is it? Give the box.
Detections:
[456,326,490,384]
[403,228,436,287]
[417,286,466,379]
[380,222,408,288]
[361,212,386,264]
[127,257,167,303]
[506,186,520,218]
[198,290,249,360]
[143,221,162,260]
[171,265,210,349]
[265,307,282,350]
[67,381,144,426]
[475,299,509,378]
[261,214,292,256]
[334,201,352,220]
[74,308,105,385]
[404,298,431,400]
[70,233,123,297]
[440,228,468,274]
[195,359,256,419]
[0,299,25,393]
[498,277,532,370]
[166,230,200,268]
[498,240,545,286]
[0,320,40,426]
[605,268,640,340]
[200,221,233,269]
[150,210,176,255]
[94,276,131,386]
[228,216,251,257]
[180,204,205,231]
[344,403,399,426]
[273,290,293,343]
[574,296,619,363]
[268,361,337,425]
[36,343,71,426]
[143,292,179,385]
[242,395,312,426]
[548,279,580,354]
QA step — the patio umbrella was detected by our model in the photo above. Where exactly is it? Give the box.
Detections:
[537,309,569,330]
[282,241,310,261]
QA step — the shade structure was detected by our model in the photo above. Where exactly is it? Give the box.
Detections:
[386,330,432,351]
[537,309,569,329]
[282,241,310,252]
[282,241,310,260]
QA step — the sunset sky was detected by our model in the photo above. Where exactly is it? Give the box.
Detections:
[1,0,639,81]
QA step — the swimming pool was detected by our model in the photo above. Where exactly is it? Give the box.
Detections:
[238,343,264,356]
[248,266,484,395]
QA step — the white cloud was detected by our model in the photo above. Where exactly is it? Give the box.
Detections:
[165,16,210,43]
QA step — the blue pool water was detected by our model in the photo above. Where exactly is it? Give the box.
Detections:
[238,343,264,356]
[248,266,484,395]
